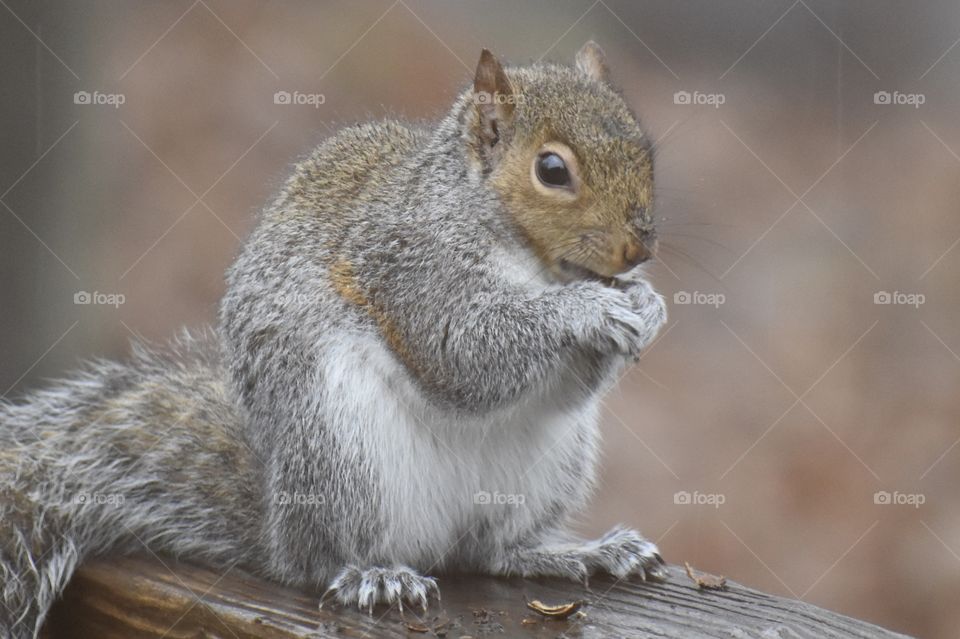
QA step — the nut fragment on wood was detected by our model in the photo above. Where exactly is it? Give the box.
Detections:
[684,562,727,590]
[431,617,452,636]
[525,598,585,619]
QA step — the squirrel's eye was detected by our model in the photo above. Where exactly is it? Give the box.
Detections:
[535,152,571,188]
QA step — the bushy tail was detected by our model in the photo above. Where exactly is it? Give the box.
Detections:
[0,332,263,637]
[0,453,86,636]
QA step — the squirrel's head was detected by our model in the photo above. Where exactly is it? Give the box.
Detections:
[463,42,655,281]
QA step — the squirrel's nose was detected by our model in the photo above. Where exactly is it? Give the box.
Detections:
[619,237,654,271]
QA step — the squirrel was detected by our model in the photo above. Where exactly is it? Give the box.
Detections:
[0,42,667,636]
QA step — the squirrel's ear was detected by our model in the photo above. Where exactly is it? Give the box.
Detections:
[473,49,515,147]
[575,41,608,83]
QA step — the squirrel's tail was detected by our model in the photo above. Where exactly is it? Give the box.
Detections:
[0,452,85,637]
[0,331,263,637]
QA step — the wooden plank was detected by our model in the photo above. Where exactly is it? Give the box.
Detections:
[45,555,912,638]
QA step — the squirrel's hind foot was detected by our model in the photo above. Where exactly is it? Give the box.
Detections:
[496,526,668,584]
[322,565,440,614]
[585,526,668,581]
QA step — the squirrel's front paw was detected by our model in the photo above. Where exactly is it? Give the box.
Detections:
[322,565,440,614]
[624,279,668,339]
[586,281,667,357]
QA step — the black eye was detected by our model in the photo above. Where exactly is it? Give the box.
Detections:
[535,152,571,187]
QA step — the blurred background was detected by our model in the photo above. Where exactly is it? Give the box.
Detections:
[2,1,958,636]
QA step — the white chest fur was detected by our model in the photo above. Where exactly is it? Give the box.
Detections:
[320,336,603,568]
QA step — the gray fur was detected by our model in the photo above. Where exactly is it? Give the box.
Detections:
[0,46,667,637]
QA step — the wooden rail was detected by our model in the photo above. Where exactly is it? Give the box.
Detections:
[45,555,911,638]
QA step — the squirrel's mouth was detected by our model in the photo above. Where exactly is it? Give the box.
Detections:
[557,259,618,287]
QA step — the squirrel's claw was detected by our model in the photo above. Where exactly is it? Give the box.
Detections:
[323,565,440,615]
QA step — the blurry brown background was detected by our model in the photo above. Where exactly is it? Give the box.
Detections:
[2,1,958,636]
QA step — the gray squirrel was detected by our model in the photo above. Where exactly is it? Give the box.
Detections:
[0,42,667,636]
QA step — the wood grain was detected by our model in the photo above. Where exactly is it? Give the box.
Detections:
[45,556,912,638]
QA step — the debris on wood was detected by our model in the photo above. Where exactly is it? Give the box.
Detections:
[431,617,452,634]
[525,599,585,620]
[684,562,727,590]
[470,608,504,634]
[398,608,431,633]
